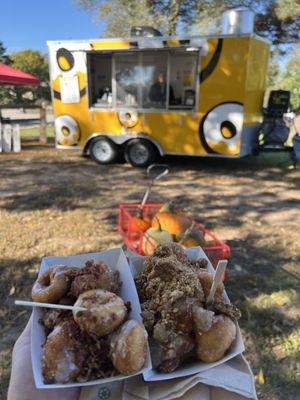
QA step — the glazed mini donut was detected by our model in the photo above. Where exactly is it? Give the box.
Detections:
[156,333,195,373]
[196,269,224,303]
[32,265,77,303]
[195,314,236,363]
[73,289,127,337]
[42,320,84,383]
[110,320,147,375]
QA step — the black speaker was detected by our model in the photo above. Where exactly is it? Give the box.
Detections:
[266,90,290,118]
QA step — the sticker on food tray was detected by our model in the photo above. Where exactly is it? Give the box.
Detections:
[59,75,80,103]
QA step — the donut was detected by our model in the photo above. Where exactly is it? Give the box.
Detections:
[110,320,147,375]
[73,289,127,337]
[69,260,120,298]
[167,296,203,334]
[42,320,84,383]
[196,269,224,302]
[156,333,194,373]
[195,314,236,363]
[32,265,77,303]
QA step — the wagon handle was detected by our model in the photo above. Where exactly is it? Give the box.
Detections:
[147,164,170,181]
[140,164,170,207]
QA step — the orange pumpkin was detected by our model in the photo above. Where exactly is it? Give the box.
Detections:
[129,207,151,233]
[130,216,150,233]
[151,211,191,239]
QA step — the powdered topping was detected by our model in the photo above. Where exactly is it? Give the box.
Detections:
[135,242,241,373]
[54,349,77,383]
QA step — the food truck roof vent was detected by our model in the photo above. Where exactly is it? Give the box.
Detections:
[130,26,162,37]
[222,8,254,35]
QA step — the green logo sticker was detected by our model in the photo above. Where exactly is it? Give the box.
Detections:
[98,386,111,400]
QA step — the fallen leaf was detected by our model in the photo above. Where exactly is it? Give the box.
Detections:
[257,368,265,385]
[9,286,16,296]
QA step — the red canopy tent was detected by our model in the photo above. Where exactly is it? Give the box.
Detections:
[0,63,40,86]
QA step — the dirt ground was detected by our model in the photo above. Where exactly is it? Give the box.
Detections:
[1,139,299,400]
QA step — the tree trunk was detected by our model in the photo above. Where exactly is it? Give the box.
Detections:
[39,102,47,145]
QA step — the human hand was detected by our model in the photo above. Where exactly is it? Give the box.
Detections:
[7,316,80,400]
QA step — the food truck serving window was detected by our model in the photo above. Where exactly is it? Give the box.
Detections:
[87,49,198,111]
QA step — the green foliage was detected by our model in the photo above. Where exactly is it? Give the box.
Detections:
[267,60,280,89]
[189,0,300,50]
[0,41,13,105]
[97,0,169,36]
[279,56,300,110]
[253,0,299,47]
[77,0,196,36]
[76,0,300,48]
[0,49,51,106]
[11,50,48,82]
[0,41,11,65]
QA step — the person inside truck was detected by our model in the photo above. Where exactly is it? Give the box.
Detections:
[149,72,175,106]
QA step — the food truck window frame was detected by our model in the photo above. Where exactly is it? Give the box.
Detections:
[86,48,200,113]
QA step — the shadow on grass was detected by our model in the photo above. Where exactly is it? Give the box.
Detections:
[224,232,300,400]
[1,143,299,400]
[1,149,299,217]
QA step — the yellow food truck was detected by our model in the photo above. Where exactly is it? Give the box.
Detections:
[47,9,270,167]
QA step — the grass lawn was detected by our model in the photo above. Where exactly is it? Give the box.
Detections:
[20,125,54,139]
[0,141,299,400]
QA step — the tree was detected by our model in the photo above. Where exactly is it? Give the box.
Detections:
[266,59,281,90]
[76,0,300,49]
[0,41,12,65]
[9,50,50,105]
[253,0,300,50]
[279,56,300,110]
[0,41,13,106]
[76,0,211,36]
[95,0,169,36]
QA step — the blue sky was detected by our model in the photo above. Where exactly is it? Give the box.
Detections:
[1,0,104,54]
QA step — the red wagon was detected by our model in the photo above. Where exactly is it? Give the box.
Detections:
[118,203,230,278]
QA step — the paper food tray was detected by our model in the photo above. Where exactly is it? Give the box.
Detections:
[31,248,152,389]
[79,354,257,400]
[128,246,245,382]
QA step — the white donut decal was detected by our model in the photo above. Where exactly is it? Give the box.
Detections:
[199,102,243,155]
[118,111,138,128]
[55,115,81,146]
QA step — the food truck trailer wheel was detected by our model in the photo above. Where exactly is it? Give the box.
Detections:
[90,137,119,164]
[125,139,157,168]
